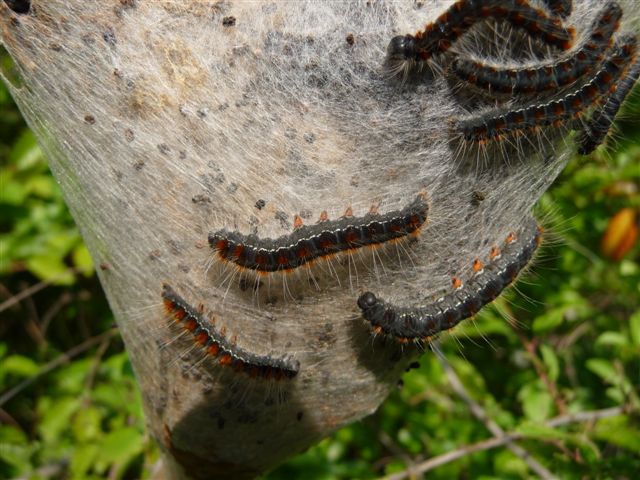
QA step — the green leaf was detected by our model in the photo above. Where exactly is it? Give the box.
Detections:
[620,259,639,276]
[586,359,617,384]
[10,129,42,169]
[54,358,93,393]
[540,344,560,382]
[532,308,564,333]
[26,254,74,284]
[593,416,640,454]
[518,382,553,422]
[595,331,629,348]
[0,425,34,475]
[70,444,100,480]
[38,396,82,445]
[493,449,528,477]
[0,442,33,475]
[0,177,27,205]
[72,243,94,277]
[46,231,81,255]
[24,174,55,199]
[605,386,625,404]
[96,427,144,468]
[2,355,40,377]
[72,407,103,443]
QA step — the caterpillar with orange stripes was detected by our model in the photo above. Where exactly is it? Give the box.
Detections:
[358,217,542,342]
[455,34,637,144]
[578,56,640,153]
[385,0,575,77]
[209,194,429,275]
[452,2,621,95]
[162,284,299,380]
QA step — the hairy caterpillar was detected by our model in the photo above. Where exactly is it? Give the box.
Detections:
[455,35,637,144]
[162,284,299,380]
[578,56,640,153]
[452,2,621,94]
[209,194,429,274]
[358,218,542,341]
[385,0,575,76]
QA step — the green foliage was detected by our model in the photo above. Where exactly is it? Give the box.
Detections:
[0,127,90,284]
[1,68,639,480]
[0,77,153,479]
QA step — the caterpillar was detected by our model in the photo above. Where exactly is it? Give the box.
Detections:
[358,217,542,342]
[385,0,575,76]
[208,194,429,275]
[452,2,621,94]
[578,56,640,154]
[455,34,637,144]
[161,283,299,380]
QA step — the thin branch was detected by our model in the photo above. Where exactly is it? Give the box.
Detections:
[0,267,83,315]
[384,432,521,480]
[85,334,114,391]
[515,329,568,415]
[0,279,51,314]
[501,300,568,415]
[432,343,556,479]
[40,292,73,337]
[383,406,625,480]
[0,329,118,407]
[546,406,625,428]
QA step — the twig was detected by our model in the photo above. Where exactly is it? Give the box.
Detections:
[432,343,556,479]
[383,406,624,480]
[23,282,46,346]
[40,291,73,337]
[378,431,416,475]
[0,329,117,407]
[515,329,568,415]
[85,334,114,391]
[501,300,568,415]
[0,279,51,314]
[545,406,624,428]
[0,267,82,315]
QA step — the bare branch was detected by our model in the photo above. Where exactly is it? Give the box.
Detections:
[383,401,624,480]
[433,343,556,479]
[0,329,118,407]
[0,279,51,314]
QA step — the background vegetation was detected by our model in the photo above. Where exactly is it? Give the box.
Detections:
[1,65,639,478]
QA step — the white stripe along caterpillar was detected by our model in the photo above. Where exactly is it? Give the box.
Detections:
[385,0,575,75]
[161,283,299,379]
[209,194,429,274]
[358,218,542,341]
[452,1,621,94]
[455,34,637,144]
[578,56,640,154]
